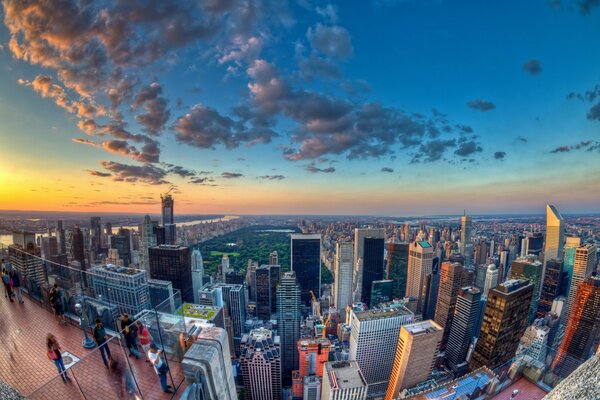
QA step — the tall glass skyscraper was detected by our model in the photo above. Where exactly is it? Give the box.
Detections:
[290,233,321,305]
[386,242,409,299]
[361,237,384,307]
[545,204,565,263]
[277,271,301,384]
[460,213,473,266]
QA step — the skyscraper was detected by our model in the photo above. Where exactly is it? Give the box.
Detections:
[483,264,498,297]
[321,361,368,400]
[353,228,385,303]
[552,275,600,377]
[70,225,87,273]
[277,271,302,384]
[291,233,321,305]
[293,338,331,398]
[538,258,567,316]
[446,286,482,373]
[460,213,473,266]
[89,265,151,317]
[562,235,581,297]
[149,244,193,302]
[161,193,176,245]
[191,249,204,304]
[110,231,131,267]
[386,242,409,299]
[255,265,280,320]
[434,261,473,350]
[509,256,544,323]
[563,244,598,323]
[370,279,393,308]
[359,237,384,307]
[545,204,565,263]
[349,307,414,398]
[469,279,533,370]
[406,241,434,314]
[384,320,443,400]
[240,328,282,400]
[57,220,66,254]
[270,250,279,266]
[333,241,354,313]
[140,215,156,274]
[90,216,101,262]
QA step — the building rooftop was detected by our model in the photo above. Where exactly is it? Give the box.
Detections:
[177,303,220,320]
[404,320,442,336]
[418,241,431,248]
[325,361,367,390]
[490,377,548,400]
[409,367,494,400]
[91,264,144,275]
[354,306,413,321]
[290,233,321,240]
[495,278,532,294]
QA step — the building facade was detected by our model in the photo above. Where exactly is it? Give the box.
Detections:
[406,241,434,314]
[446,286,481,373]
[334,241,354,314]
[149,244,193,302]
[89,265,151,317]
[563,244,597,324]
[386,242,409,300]
[291,234,322,305]
[277,271,302,384]
[240,328,282,400]
[509,256,544,323]
[321,361,368,400]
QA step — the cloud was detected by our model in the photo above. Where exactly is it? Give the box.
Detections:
[132,83,170,135]
[550,140,596,153]
[413,139,456,162]
[523,59,542,75]
[454,140,483,157]
[316,4,338,23]
[86,170,112,177]
[100,161,169,185]
[381,167,394,173]
[258,175,285,180]
[166,165,196,178]
[494,151,507,160]
[306,24,353,59]
[221,172,243,178]
[189,177,209,184]
[515,136,528,144]
[72,138,98,147]
[305,163,335,173]
[467,99,496,112]
[576,0,600,14]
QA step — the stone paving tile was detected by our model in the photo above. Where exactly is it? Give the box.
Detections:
[0,293,185,399]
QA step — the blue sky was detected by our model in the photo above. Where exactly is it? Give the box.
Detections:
[0,0,599,215]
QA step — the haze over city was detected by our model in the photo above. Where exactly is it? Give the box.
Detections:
[1,0,599,215]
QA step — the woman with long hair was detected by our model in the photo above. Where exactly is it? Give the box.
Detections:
[46,333,70,383]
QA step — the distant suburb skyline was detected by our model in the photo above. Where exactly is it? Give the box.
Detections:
[0,0,599,215]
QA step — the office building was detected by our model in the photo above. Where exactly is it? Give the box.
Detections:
[353,228,385,304]
[446,287,482,373]
[255,264,280,320]
[110,232,131,267]
[406,241,434,314]
[161,193,176,245]
[360,236,385,307]
[469,279,533,370]
[181,326,238,400]
[147,278,174,309]
[90,216,101,261]
[460,213,473,265]
[516,318,550,362]
[552,275,600,377]
[545,204,565,264]
[386,242,409,299]
[334,241,354,314]
[509,256,544,323]
[521,232,544,257]
[89,264,151,317]
[483,264,498,297]
[303,376,321,400]
[384,320,442,400]
[292,338,331,397]
[70,225,87,273]
[349,307,414,398]
[422,256,440,320]
[563,244,597,323]
[277,271,302,384]
[370,280,393,308]
[8,242,45,286]
[562,236,581,298]
[270,251,279,266]
[149,244,193,302]
[57,220,66,254]
[140,215,156,274]
[321,361,368,400]
[291,234,321,305]
[191,249,204,304]
[434,261,473,349]
[538,258,567,316]
[240,328,281,400]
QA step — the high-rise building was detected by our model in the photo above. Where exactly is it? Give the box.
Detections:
[303,376,321,400]
[57,220,66,255]
[545,204,565,263]
[370,280,393,308]
[161,193,176,245]
[333,241,354,314]
[483,264,498,297]
[148,244,193,302]
[538,258,567,316]
[563,244,597,323]
[406,241,434,314]
[360,237,385,307]
[140,215,156,274]
[110,232,131,267]
[434,261,473,349]
[191,249,204,304]
[516,318,550,362]
[521,232,544,257]
[446,286,481,373]
[270,251,279,266]
[181,326,238,400]
[90,216,101,262]
[240,328,282,400]
[255,265,280,320]
[353,228,385,304]
[469,279,533,370]
[291,234,321,305]
[70,225,87,273]
[277,271,302,384]
[422,256,440,320]
[386,242,409,300]
[562,236,581,298]
[89,264,151,317]
[384,320,442,400]
[321,361,368,400]
[292,338,331,397]
[552,275,600,377]
[349,307,414,398]
[8,242,45,286]
[509,256,544,323]
[460,213,473,266]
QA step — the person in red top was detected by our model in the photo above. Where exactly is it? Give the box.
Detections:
[136,321,151,363]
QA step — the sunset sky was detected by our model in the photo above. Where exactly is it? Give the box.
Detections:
[0,0,599,215]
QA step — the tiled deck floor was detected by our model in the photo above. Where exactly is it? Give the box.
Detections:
[0,292,185,399]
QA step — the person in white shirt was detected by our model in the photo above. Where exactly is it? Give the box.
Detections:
[147,343,172,393]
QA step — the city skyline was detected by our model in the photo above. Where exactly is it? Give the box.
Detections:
[1,1,600,215]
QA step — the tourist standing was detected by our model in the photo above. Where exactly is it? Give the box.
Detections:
[10,269,23,304]
[148,344,172,393]
[137,321,152,362]
[120,314,140,359]
[46,333,70,382]
[2,267,13,302]
[93,319,112,368]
